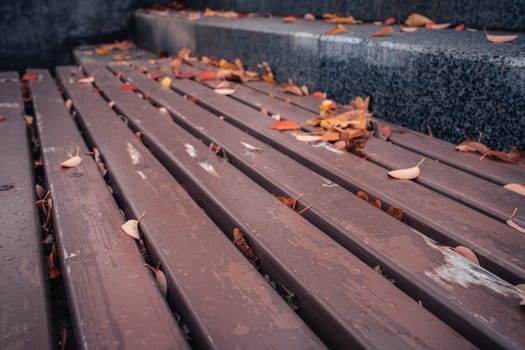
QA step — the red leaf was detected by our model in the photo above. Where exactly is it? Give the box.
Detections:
[197,69,216,81]
[149,71,165,80]
[174,71,197,80]
[455,24,465,32]
[0,115,5,122]
[270,120,302,131]
[121,83,137,91]
[384,17,396,25]
[22,72,39,81]
[369,26,394,37]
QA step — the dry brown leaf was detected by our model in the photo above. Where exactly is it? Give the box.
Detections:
[271,120,302,131]
[282,83,303,96]
[454,246,480,265]
[47,244,61,279]
[370,199,382,209]
[61,147,82,168]
[507,208,525,234]
[259,62,276,84]
[481,150,519,164]
[325,24,347,35]
[369,26,394,37]
[260,107,268,116]
[349,96,370,112]
[486,33,518,43]
[455,139,490,154]
[504,183,525,196]
[322,131,340,142]
[400,26,418,33]
[357,191,369,202]
[388,206,409,223]
[405,13,433,27]
[95,47,109,56]
[22,72,39,81]
[233,228,259,268]
[388,158,425,180]
[121,211,146,240]
[145,264,168,298]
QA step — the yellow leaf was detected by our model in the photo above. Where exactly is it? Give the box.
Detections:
[388,158,425,180]
[405,13,433,27]
[160,76,172,88]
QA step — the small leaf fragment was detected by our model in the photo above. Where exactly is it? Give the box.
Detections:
[456,139,490,154]
[325,24,347,35]
[0,115,5,122]
[197,69,217,81]
[388,206,409,223]
[282,15,298,23]
[455,24,465,32]
[121,83,137,91]
[160,76,172,88]
[295,133,323,142]
[121,211,146,240]
[426,22,451,30]
[504,183,525,196]
[214,87,237,95]
[61,147,82,168]
[400,26,418,33]
[145,264,168,298]
[486,33,518,43]
[233,228,259,268]
[507,208,525,234]
[388,158,425,180]
[304,13,315,20]
[405,13,433,27]
[369,26,394,37]
[22,72,39,81]
[271,120,302,131]
[78,76,94,84]
[454,246,480,265]
[384,17,396,25]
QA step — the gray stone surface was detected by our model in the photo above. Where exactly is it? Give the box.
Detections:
[185,0,525,32]
[0,0,170,71]
[133,11,525,150]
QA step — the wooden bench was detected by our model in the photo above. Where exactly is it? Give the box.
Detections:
[1,45,524,348]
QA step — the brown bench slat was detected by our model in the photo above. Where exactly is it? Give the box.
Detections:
[188,71,525,227]
[29,69,190,349]
[98,64,474,349]
[99,64,525,349]
[56,66,325,350]
[130,66,525,285]
[0,73,54,349]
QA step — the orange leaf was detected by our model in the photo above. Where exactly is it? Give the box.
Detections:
[233,228,259,268]
[197,69,216,81]
[148,71,165,80]
[455,139,490,154]
[455,24,465,32]
[121,83,137,91]
[426,22,451,30]
[400,26,418,33]
[325,24,347,35]
[22,72,39,81]
[486,33,518,43]
[310,91,327,99]
[388,206,409,224]
[276,195,298,210]
[357,191,369,202]
[481,150,519,164]
[270,120,302,131]
[369,26,394,37]
[325,16,356,25]
[382,126,391,139]
[405,13,433,27]
[384,17,396,25]
[282,15,298,23]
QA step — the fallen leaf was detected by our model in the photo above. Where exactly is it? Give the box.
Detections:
[295,133,323,142]
[466,27,478,32]
[61,147,82,168]
[271,120,302,131]
[145,264,168,298]
[388,158,425,180]
[325,24,347,35]
[400,26,418,33]
[304,13,315,20]
[486,33,518,43]
[219,58,239,70]
[65,99,73,110]
[282,83,303,96]
[369,26,394,37]
[233,228,259,268]
[259,62,276,84]
[0,116,5,122]
[388,206,409,223]
[382,126,391,139]
[276,194,301,210]
[260,107,268,116]
[454,246,480,265]
[214,87,237,95]
[481,150,519,164]
[322,131,340,142]
[507,208,525,234]
[160,76,172,88]
[78,76,94,84]
[47,244,61,279]
[405,13,433,27]
[325,16,356,25]
[197,69,217,81]
[121,211,146,240]
[504,183,525,196]
[384,17,396,25]
[121,83,137,91]
[426,22,451,30]
[370,199,382,209]
[357,191,369,202]
[149,71,165,80]
[456,139,490,154]
[22,72,39,81]
[282,15,298,23]
[455,24,465,32]
[310,91,327,99]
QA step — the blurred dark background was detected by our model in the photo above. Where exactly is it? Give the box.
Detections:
[0,0,170,72]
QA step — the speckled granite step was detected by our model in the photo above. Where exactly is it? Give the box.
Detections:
[185,0,525,32]
[133,10,524,150]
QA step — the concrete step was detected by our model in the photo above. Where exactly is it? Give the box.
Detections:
[133,10,524,151]
[185,0,525,32]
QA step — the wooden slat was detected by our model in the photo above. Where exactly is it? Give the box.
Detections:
[0,73,53,350]
[29,69,190,349]
[98,64,474,350]
[55,66,325,350]
[126,65,525,285]
[99,63,525,349]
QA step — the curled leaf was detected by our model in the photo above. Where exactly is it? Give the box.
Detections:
[160,77,172,88]
[145,264,168,298]
[388,158,425,180]
[214,87,237,95]
[369,26,394,37]
[61,147,82,168]
[271,120,302,131]
[454,246,480,265]
[486,33,518,43]
[304,13,315,20]
[259,62,276,84]
[78,76,94,84]
[426,22,451,30]
[384,17,396,25]
[455,24,465,32]
[507,208,525,234]
[325,24,347,35]
[197,69,217,81]
[504,183,525,196]
[233,228,259,268]
[282,15,298,23]
[400,26,418,33]
[121,211,146,240]
[456,139,490,154]
[310,91,327,100]
[295,133,323,142]
[405,13,433,27]
[387,206,409,223]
